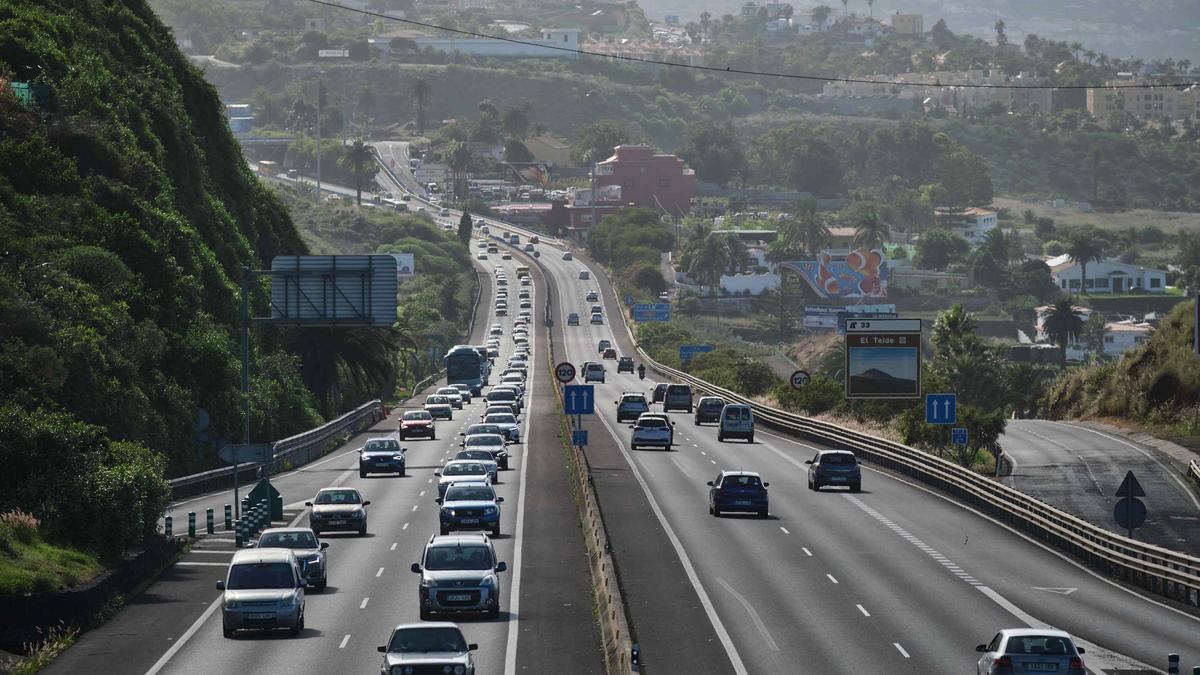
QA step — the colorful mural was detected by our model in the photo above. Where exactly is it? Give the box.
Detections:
[782,248,888,299]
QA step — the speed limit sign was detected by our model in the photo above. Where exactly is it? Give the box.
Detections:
[555,361,577,383]
[790,369,811,390]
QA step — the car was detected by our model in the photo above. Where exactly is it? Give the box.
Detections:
[519,290,531,300]
[585,290,599,302]
[501,367,526,382]
[499,374,526,391]
[707,471,769,518]
[488,246,498,254]
[579,270,590,280]
[976,629,1086,675]
[582,361,605,384]
[658,291,670,301]
[477,252,488,260]
[377,623,478,675]
[663,384,693,413]
[630,414,672,450]
[602,348,617,360]
[501,252,512,260]
[411,534,507,619]
[217,548,306,638]
[590,304,603,316]
[255,527,329,592]
[482,403,517,421]
[399,410,436,440]
[489,326,503,337]
[694,397,727,425]
[523,243,535,253]
[495,306,508,316]
[435,460,491,499]
[520,276,532,286]
[567,313,580,326]
[454,448,499,480]
[463,423,505,440]
[519,299,532,309]
[717,404,755,443]
[461,432,511,470]
[590,313,604,325]
[617,356,635,373]
[482,412,521,443]
[451,383,474,403]
[639,412,675,446]
[496,277,507,286]
[652,383,668,404]
[615,392,650,423]
[562,251,573,261]
[440,207,450,217]
[485,388,521,414]
[358,437,406,477]
[306,487,371,536]
[438,481,503,536]
[424,395,454,420]
[597,339,612,353]
[806,450,862,492]
[436,387,465,409]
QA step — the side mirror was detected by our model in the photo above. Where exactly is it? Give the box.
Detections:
[304,501,313,506]
[1077,648,1085,655]
[628,425,636,429]
[706,481,714,486]
[410,563,422,574]
[468,643,479,651]
[763,482,770,487]
[495,561,508,573]
[435,498,443,505]
[975,645,987,653]
[215,580,225,591]
[362,500,371,506]
[434,471,441,476]
[377,645,387,653]
[245,542,256,548]
[320,542,329,550]
[804,460,812,465]
[496,496,504,503]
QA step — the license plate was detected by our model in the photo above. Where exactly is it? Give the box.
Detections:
[830,476,847,481]
[329,519,346,525]
[734,500,752,506]
[445,594,471,602]
[1024,665,1057,672]
[459,518,479,524]
[247,612,273,620]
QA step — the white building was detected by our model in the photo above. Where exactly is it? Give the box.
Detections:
[1045,254,1168,294]
[370,28,580,59]
[933,207,998,245]
[1034,306,1152,360]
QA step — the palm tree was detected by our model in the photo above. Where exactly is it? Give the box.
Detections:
[1065,228,1105,294]
[931,304,978,355]
[1042,297,1084,368]
[339,138,376,205]
[865,0,874,18]
[685,231,733,293]
[981,228,1018,265]
[445,140,472,199]
[839,0,848,20]
[782,199,830,255]
[1003,362,1050,418]
[411,77,432,135]
[850,205,890,249]
[293,327,399,415]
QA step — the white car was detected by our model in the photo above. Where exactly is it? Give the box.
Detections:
[482,413,521,443]
[582,361,605,384]
[630,414,673,450]
[423,395,453,420]
[976,629,1086,675]
[453,450,499,484]
[460,433,511,470]
[590,312,604,325]
[435,387,464,409]
[434,460,492,499]
[439,208,450,217]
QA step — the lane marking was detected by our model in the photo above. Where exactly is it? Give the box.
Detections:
[390,542,398,550]
[893,643,910,658]
[779,527,789,535]
[339,634,351,649]
[174,561,228,567]
[715,577,779,652]
[360,597,369,609]
[802,547,812,557]
[402,523,409,530]
[376,567,385,577]
[826,573,838,584]
[419,490,426,497]
[144,595,222,674]
[857,604,870,617]
[411,505,419,512]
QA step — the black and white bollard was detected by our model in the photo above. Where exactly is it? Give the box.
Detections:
[206,508,214,535]
[188,511,196,538]
[224,504,232,530]
[164,515,173,539]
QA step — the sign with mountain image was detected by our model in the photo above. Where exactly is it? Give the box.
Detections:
[844,319,921,399]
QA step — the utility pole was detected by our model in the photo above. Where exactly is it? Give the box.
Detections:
[237,267,250,519]
[316,78,324,204]
[590,156,597,236]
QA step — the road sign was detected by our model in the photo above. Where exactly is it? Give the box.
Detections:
[218,443,272,465]
[790,369,811,389]
[554,361,577,383]
[844,318,921,399]
[625,294,634,307]
[679,344,714,361]
[1114,497,1147,530]
[1114,470,1146,497]
[563,384,595,415]
[925,393,957,425]
[572,429,588,446]
[632,303,670,322]
[951,427,968,445]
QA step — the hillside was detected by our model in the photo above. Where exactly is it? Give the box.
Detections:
[0,0,317,563]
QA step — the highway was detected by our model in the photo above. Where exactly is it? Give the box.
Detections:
[1001,419,1200,556]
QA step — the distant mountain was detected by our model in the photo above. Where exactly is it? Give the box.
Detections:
[849,367,917,395]
[855,368,899,380]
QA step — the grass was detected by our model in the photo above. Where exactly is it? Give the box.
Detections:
[0,624,79,675]
[995,196,1200,236]
[0,512,105,596]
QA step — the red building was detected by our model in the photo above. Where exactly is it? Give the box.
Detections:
[594,145,695,218]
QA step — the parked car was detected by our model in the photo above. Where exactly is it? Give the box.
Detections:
[411,534,507,619]
[663,384,694,413]
[630,413,672,450]
[615,392,650,423]
[377,623,477,675]
[694,397,727,425]
[438,481,503,537]
[975,629,1086,675]
[399,410,436,440]
[806,450,862,492]
[617,356,635,373]
[358,437,406,477]
[306,487,370,536]
[707,471,769,517]
[254,527,328,592]
[717,404,754,443]
[217,548,306,638]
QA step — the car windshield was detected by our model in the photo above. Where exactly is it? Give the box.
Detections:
[701,399,726,409]
[456,450,493,461]
[623,395,646,404]
[314,490,361,505]
[426,396,447,405]
[445,485,496,501]
[466,435,505,446]
[1005,635,1074,655]
[364,439,400,452]
[437,389,459,396]
[257,531,317,549]
[404,411,431,421]
[388,626,468,653]
[822,454,857,466]
[466,425,501,436]
[444,463,486,475]
[667,386,690,395]
[485,414,516,424]
[586,365,603,372]
[226,562,295,589]
[425,545,494,571]
[639,418,667,428]
[489,391,515,401]
[722,475,761,488]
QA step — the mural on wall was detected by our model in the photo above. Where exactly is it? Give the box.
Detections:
[782,248,888,299]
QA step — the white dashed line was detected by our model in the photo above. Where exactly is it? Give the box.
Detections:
[402,523,409,530]
[412,505,419,512]
[779,527,789,535]
[339,634,351,649]
[700,451,707,456]
[419,490,426,497]
[376,567,385,577]
[710,459,717,465]
[857,604,871,617]
[360,597,369,609]
[846,495,983,586]
[390,542,397,550]
[826,574,838,584]
[893,643,910,658]
[427,478,433,484]
[802,548,812,556]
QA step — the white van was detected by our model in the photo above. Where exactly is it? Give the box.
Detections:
[717,404,754,443]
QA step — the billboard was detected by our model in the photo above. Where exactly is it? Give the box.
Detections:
[803,304,897,330]
[783,248,888,299]
[390,253,415,278]
[844,318,921,399]
[269,255,398,328]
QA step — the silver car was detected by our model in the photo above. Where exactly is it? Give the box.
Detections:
[976,629,1086,675]
[217,548,306,638]
[435,460,492,498]
[255,527,329,591]
[411,534,507,619]
[377,623,477,675]
[454,449,499,483]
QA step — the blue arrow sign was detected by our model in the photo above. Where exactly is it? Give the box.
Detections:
[625,294,634,307]
[563,384,595,415]
[951,427,968,445]
[679,344,714,361]
[572,429,588,446]
[925,393,957,425]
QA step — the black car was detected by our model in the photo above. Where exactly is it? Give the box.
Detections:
[806,450,862,492]
[617,356,635,373]
[694,397,727,425]
[652,383,668,404]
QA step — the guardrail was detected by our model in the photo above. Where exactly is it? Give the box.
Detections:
[610,273,1200,609]
[1189,460,1200,491]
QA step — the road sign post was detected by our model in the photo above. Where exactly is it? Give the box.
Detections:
[925,393,957,425]
[844,318,922,399]
[790,369,811,390]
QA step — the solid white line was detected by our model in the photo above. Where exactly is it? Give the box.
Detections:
[856,604,870,617]
[802,547,812,556]
[143,595,222,675]
[826,573,838,584]
[186,550,234,555]
[376,567,384,577]
[893,643,910,658]
[502,312,536,675]
[779,527,789,535]
[360,597,369,609]
[715,578,779,651]
[339,634,351,649]
[390,542,398,550]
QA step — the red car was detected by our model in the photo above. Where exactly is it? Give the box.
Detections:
[399,410,436,440]
[603,348,617,360]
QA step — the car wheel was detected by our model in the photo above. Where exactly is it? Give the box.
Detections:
[399,431,406,440]
[688,406,693,414]
[813,482,821,492]
[712,506,721,517]
[223,621,234,639]
[487,597,500,619]
[289,613,302,636]
[851,483,861,493]
[694,418,700,425]
[358,526,367,536]
[491,524,500,537]
[399,468,406,477]
[359,469,367,478]
[717,432,724,442]
[631,444,638,450]
[431,430,437,440]
[758,509,768,518]
[315,578,327,592]
[747,434,754,443]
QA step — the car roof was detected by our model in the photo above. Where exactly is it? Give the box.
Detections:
[999,628,1074,639]
[720,470,761,478]
[259,527,316,537]
[429,533,490,547]
[390,621,462,633]
[699,396,725,403]
[231,548,296,564]
[317,486,361,495]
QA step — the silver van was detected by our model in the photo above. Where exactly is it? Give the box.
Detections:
[217,548,306,638]
[718,404,754,443]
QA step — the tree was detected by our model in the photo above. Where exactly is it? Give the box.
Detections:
[753,280,801,343]
[502,105,530,140]
[445,140,472,198]
[915,228,969,271]
[779,198,830,255]
[503,139,533,163]
[847,203,890,249]
[994,19,1007,46]
[1080,311,1107,358]
[338,138,375,205]
[1065,226,1106,294]
[572,121,637,166]
[676,121,744,186]
[931,304,978,356]
[411,77,432,134]
[457,211,473,246]
[621,261,667,296]
[1003,362,1052,418]
[930,18,951,47]
[811,5,831,25]
[684,227,733,293]
[1042,297,1084,368]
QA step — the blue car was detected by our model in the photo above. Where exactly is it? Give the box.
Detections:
[359,437,406,478]
[437,482,503,537]
[707,470,769,518]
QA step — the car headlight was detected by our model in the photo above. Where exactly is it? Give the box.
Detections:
[443,508,455,517]
[497,451,508,458]
[420,578,438,589]
[224,599,240,609]
[351,509,364,518]
[481,574,497,587]
[483,507,497,516]
[454,666,466,675]
[280,593,296,607]
[392,454,404,461]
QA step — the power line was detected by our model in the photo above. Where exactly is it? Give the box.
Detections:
[304,0,1199,90]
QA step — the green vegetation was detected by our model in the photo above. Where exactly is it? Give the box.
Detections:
[636,323,781,396]
[0,511,103,595]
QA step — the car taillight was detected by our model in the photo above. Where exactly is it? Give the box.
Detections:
[995,656,1012,668]
[1068,657,1083,670]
